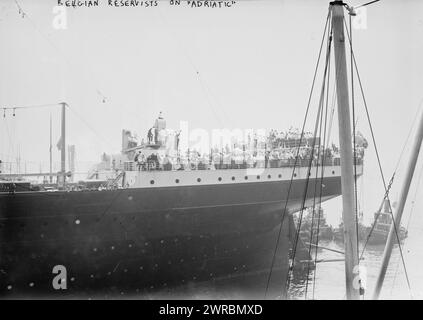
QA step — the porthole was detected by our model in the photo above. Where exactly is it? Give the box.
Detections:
[244,176,248,180]
[257,175,260,180]
[267,175,271,179]
[231,176,235,181]
[175,179,180,183]
[332,170,335,175]
[278,174,282,178]
[150,180,154,185]
[218,177,222,181]
[197,178,201,182]
[294,173,297,177]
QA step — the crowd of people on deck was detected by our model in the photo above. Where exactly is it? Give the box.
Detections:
[131,128,367,172]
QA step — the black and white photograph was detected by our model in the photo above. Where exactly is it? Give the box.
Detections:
[1,0,423,306]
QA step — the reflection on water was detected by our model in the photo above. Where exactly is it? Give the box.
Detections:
[286,240,412,300]
[287,268,313,300]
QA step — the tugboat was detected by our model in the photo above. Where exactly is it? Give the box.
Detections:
[333,200,408,245]
[297,206,334,243]
[367,199,408,245]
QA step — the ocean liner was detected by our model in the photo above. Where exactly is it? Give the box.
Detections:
[0,107,364,298]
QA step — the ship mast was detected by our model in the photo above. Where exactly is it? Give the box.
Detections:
[330,1,360,300]
[373,107,423,299]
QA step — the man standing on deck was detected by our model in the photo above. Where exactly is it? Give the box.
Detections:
[147,128,153,144]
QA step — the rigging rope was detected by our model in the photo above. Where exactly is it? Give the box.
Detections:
[390,160,423,299]
[305,20,333,299]
[286,15,334,294]
[286,94,323,297]
[264,9,331,299]
[343,17,412,295]
[312,19,333,300]
[155,8,227,128]
[12,0,108,105]
[304,86,325,300]
[349,14,360,264]
[67,105,115,150]
[359,102,422,261]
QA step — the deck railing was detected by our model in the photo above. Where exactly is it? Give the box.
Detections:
[124,157,363,172]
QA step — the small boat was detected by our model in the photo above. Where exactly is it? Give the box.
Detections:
[332,199,408,245]
[366,199,408,245]
[296,206,334,243]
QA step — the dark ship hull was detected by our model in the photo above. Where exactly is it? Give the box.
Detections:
[0,176,341,298]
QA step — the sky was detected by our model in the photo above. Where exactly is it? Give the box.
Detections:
[1,0,423,296]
